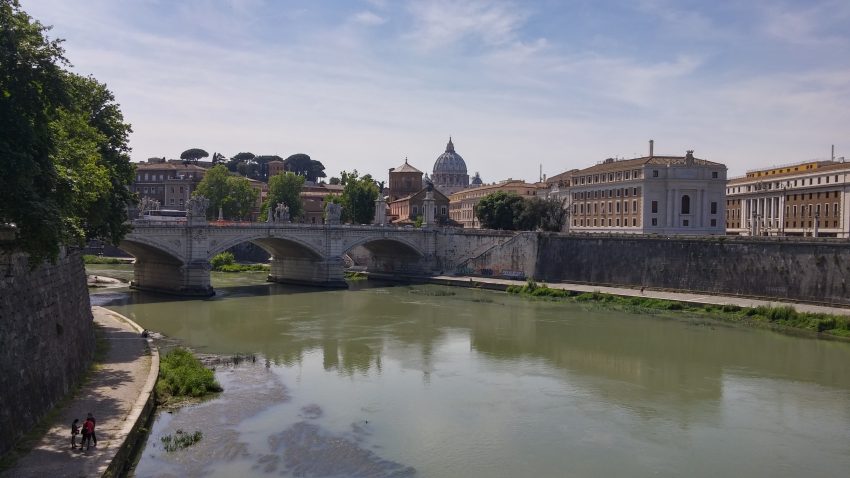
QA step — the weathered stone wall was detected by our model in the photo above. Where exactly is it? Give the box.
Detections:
[534,235,850,306]
[434,229,520,274]
[0,249,94,456]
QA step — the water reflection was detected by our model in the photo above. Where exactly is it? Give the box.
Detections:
[97,281,850,477]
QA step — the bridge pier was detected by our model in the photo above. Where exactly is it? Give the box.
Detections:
[131,259,214,296]
[268,256,347,288]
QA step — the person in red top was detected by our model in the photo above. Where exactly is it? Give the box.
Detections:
[86,412,97,446]
[81,417,94,450]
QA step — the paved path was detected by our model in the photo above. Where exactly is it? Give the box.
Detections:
[4,307,156,478]
[429,276,850,317]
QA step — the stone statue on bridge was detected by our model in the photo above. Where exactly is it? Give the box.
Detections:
[138,197,160,218]
[326,202,342,225]
[276,203,290,223]
[186,196,209,221]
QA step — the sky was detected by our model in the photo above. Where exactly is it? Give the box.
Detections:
[21,0,850,181]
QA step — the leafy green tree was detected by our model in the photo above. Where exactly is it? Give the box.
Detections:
[0,1,134,263]
[536,197,568,232]
[211,152,226,164]
[340,171,379,224]
[328,177,341,185]
[58,73,135,246]
[262,172,304,221]
[284,153,326,182]
[226,151,255,174]
[180,148,208,164]
[475,191,526,230]
[193,165,258,220]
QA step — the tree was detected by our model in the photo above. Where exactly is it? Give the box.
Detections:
[193,164,258,220]
[340,171,379,224]
[263,172,304,221]
[254,155,283,182]
[0,1,135,263]
[328,177,341,185]
[475,191,526,230]
[536,197,568,232]
[283,153,326,182]
[180,148,208,164]
[211,152,226,164]
[226,151,255,173]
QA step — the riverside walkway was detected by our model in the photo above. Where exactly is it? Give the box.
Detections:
[427,276,850,317]
[3,307,158,478]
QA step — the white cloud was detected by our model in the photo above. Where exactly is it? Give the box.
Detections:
[351,10,387,26]
[406,0,528,50]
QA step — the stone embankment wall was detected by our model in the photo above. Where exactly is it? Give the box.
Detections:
[534,235,850,306]
[435,229,524,274]
[0,249,94,456]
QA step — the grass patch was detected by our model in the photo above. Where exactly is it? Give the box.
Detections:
[345,270,368,281]
[156,348,222,407]
[216,263,269,272]
[160,429,203,452]
[505,284,850,339]
[83,254,127,264]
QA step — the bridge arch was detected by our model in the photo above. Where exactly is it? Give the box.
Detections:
[207,232,325,262]
[342,235,429,277]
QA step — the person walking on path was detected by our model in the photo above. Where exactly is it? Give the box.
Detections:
[86,412,97,447]
[70,419,80,449]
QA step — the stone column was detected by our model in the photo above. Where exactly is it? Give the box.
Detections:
[373,196,387,226]
[423,191,436,226]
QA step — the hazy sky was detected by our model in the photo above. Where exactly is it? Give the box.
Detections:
[22,0,850,181]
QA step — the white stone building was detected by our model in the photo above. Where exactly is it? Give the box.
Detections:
[568,145,727,235]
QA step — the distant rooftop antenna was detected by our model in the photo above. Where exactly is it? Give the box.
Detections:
[832,144,835,161]
[539,164,543,182]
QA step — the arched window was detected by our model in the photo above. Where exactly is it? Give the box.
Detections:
[681,195,691,214]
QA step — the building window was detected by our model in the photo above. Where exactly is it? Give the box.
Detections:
[616,219,620,226]
[608,218,612,226]
[681,195,691,214]
[632,218,637,226]
[712,171,718,179]
[651,201,658,213]
[710,202,717,214]
[441,206,447,216]
[683,219,689,227]
[632,200,637,212]
[653,170,659,177]
[835,203,839,217]
[651,218,658,226]
[711,219,717,227]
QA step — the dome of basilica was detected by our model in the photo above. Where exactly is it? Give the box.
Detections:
[433,137,468,175]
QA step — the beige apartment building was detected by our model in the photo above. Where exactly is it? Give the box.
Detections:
[449,179,542,228]
[726,160,850,237]
[131,160,207,211]
[568,148,727,235]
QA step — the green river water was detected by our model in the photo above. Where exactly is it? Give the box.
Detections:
[88,266,850,478]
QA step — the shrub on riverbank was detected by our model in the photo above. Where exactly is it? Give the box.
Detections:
[156,348,222,405]
[506,284,850,338]
[210,252,269,272]
[82,255,126,264]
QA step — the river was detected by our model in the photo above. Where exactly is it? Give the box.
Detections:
[88,266,850,478]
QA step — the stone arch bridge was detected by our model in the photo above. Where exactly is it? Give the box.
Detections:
[120,221,518,296]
